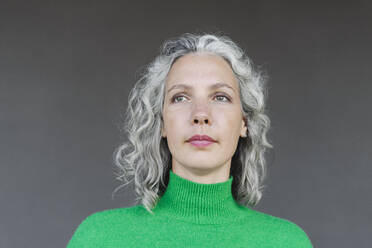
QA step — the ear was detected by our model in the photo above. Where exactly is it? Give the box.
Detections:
[240,117,248,138]
[161,125,167,138]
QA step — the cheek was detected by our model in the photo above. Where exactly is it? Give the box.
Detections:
[217,109,242,133]
[164,110,186,134]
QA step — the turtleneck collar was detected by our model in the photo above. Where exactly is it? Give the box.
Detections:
[152,169,248,225]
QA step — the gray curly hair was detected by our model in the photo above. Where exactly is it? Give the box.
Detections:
[112,32,273,214]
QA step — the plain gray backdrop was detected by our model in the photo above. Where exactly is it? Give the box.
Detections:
[1,1,371,247]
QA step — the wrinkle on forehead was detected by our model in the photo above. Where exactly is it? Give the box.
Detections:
[165,53,239,96]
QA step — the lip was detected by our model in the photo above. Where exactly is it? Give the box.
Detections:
[187,135,217,148]
[188,140,215,147]
[187,135,217,142]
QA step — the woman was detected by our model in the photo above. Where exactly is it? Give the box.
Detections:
[67,32,313,247]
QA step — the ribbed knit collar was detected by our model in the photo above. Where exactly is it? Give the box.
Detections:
[152,169,248,225]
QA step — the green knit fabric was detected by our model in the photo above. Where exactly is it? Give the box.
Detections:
[67,169,313,247]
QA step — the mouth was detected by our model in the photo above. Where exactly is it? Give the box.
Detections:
[186,134,217,148]
[188,140,216,148]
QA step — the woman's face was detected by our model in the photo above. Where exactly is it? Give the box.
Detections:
[162,52,247,181]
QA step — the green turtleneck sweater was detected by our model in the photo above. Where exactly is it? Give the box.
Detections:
[67,170,313,247]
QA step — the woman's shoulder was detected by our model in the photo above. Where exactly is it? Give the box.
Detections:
[74,204,149,230]
[241,207,313,247]
[67,205,145,247]
[83,204,144,221]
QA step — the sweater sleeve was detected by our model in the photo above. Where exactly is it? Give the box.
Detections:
[66,212,103,248]
[277,220,314,248]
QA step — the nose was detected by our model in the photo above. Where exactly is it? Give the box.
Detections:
[193,114,209,124]
[191,100,211,125]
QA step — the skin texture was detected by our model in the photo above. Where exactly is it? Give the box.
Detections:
[162,52,248,184]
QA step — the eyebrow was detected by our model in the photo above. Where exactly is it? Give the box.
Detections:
[167,82,235,94]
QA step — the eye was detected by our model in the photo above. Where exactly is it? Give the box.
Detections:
[215,94,231,102]
[170,93,231,103]
[171,94,187,103]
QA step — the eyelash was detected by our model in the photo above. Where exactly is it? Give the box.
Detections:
[171,93,231,103]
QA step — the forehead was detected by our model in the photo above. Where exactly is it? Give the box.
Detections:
[165,53,238,92]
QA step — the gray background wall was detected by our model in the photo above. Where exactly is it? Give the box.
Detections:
[1,1,371,247]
